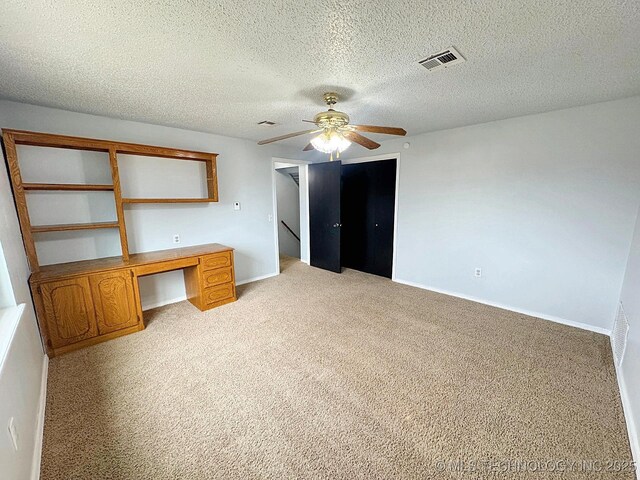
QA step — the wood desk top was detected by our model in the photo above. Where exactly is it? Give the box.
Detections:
[30,243,233,283]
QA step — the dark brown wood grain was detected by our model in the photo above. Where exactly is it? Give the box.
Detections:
[352,125,407,136]
[342,131,381,150]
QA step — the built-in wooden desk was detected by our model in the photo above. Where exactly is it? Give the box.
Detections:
[30,244,236,357]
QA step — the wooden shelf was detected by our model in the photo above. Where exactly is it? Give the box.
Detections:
[31,222,120,233]
[4,129,216,161]
[23,183,115,192]
[121,198,214,204]
[2,129,219,270]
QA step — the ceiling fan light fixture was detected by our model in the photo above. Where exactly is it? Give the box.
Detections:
[310,130,351,154]
[256,92,405,154]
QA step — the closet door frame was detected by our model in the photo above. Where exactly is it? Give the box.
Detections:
[341,152,401,281]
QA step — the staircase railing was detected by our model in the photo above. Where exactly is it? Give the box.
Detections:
[281,221,300,241]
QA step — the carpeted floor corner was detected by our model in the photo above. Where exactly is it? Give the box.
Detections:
[40,257,635,479]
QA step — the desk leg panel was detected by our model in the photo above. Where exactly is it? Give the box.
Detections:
[131,271,145,329]
[184,264,203,310]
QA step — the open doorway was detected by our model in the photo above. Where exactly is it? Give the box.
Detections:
[272,159,310,274]
[276,165,300,267]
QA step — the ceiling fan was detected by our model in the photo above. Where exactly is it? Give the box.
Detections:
[257,92,407,160]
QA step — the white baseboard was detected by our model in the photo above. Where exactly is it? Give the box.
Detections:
[236,272,279,286]
[31,354,48,480]
[142,295,187,311]
[614,362,640,466]
[393,278,611,336]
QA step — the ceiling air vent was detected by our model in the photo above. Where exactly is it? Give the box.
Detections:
[419,46,465,71]
[258,120,276,126]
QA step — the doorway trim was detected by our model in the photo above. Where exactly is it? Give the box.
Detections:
[340,152,401,281]
[271,157,312,276]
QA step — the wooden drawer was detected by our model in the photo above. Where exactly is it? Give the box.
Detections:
[201,251,232,271]
[202,266,233,288]
[203,282,235,305]
[135,257,198,276]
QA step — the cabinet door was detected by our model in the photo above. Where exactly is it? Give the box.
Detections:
[90,270,139,335]
[40,277,98,349]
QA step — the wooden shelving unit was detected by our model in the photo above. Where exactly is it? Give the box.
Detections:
[2,129,219,271]
[1,129,232,357]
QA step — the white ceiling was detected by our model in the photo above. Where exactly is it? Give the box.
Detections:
[1,1,639,150]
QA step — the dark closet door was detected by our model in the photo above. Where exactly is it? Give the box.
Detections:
[341,159,396,278]
[309,161,342,273]
[341,163,370,273]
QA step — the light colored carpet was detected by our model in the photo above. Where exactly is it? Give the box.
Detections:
[41,257,635,479]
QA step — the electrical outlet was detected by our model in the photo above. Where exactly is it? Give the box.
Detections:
[173,234,180,244]
[475,268,482,278]
[268,214,273,222]
[233,201,241,211]
[8,417,18,451]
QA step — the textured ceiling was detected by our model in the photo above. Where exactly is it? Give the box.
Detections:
[1,1,639,149]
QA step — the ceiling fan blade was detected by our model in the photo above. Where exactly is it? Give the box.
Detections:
[343,131,381,150]
[352,125,407,136]
[257,129,315,145]
[303,143,314,151]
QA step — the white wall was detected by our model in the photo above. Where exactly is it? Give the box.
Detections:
[275,169,300,258]
[299,165,310,264]
[618,206,640,462]
[0,100,298,309]
[0,242,15,308]
[340,96,640,332]
[0,122,47,478]
[0,306,46,480]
